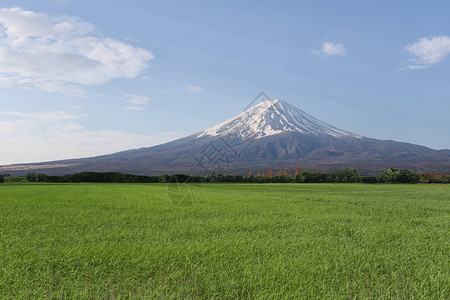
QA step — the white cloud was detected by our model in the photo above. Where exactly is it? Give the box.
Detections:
[125,94,150,105]
[186,85,204,93]
[314,42,346,56]
[400,65,427,71]
[0,7,153,96]
[0,110,79,121]
[403,35,450,70]
[0,111,80,137]
[0,109,179,165]
[122,106,145,111]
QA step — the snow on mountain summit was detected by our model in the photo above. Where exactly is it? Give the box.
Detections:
[197,99,361,139]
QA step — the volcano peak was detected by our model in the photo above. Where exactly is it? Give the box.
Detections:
[197,99,361,140]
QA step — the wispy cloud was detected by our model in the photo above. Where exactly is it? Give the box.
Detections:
[0,109,179,165]
[403,35,450,70]
[314,42,346,56]
[122,106,145,111]
[123,94,150,111]
[186,85,204,93]
[125,94,150,105]
[0,111,80,121]
[0,7,153,96]
[400,65,427,71]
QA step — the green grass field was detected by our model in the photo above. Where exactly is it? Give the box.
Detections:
[0,183,449,299]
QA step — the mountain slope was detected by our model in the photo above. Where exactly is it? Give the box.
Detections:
[2,99,449,175]
[198,99,360,139]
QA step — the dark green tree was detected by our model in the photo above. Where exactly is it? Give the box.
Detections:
[380,168,398,183]
[395,170,420,183]
[333,167,360,183]
[301,170,326,183]
[381,168,419,184]
[294,173,305,183]
[360,176,378,184]
[275,174,294,183]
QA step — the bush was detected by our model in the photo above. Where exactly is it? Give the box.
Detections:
[426,177,449,184]
[332,168,360,183]
[3,176,26,183]
[275,174,294,183]
[396,170,420,183]
[301,170,326,183]
[381,169,420,184]
[360,176,378,184]
[294,173,305,183]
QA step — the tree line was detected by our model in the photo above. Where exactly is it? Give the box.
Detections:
[1,168,447,184]
[231,168,422,184]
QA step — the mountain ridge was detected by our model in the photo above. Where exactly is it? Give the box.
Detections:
[1,99,449,176]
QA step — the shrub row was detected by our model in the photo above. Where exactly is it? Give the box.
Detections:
[0,168,430,184]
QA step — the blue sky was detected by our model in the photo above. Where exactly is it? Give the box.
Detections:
[1,0,449,165]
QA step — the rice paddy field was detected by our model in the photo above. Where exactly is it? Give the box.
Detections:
[0,183,449,299]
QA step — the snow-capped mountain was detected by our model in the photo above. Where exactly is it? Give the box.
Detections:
[198,99,361,139]
[1,99,449,175]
